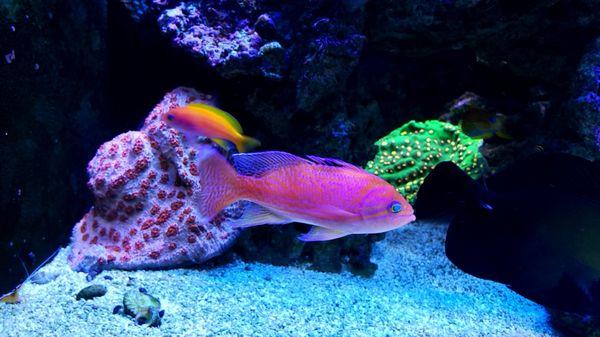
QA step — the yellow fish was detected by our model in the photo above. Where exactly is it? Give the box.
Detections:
[459,110,512,140]
[162,103,261,152]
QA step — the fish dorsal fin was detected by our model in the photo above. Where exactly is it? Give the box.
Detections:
[188,103,243,133]
[232,151,313,177]
[304,155,362,171]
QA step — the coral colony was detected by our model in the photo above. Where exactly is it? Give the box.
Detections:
[366,120,485,204]
[68,88,244,272]
[158,1,281,78]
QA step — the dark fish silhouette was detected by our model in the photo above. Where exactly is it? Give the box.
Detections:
[415,153,600,316]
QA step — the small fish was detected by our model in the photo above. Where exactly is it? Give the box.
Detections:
[459,110,512,140]
[441,92,512,140]
[0,249,59,304]
[195,148,415,241]
[415,154,600,316]
[162,103,260,152]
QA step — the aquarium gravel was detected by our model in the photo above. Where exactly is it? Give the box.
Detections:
[0,220,555,337]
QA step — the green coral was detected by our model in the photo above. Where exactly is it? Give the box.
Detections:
[366,120,486,204]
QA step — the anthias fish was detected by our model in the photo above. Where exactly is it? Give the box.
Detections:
[162,103,260,152]
[415,153,600,316]
[196,149,415,241]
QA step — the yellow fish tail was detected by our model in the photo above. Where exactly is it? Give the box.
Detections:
[236,135,261,153]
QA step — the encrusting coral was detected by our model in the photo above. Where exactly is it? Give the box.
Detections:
[68,87,245,273]
[366,120,486,204]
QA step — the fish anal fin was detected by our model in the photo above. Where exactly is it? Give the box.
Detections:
[227,203,290,229]
[298,227,348,242]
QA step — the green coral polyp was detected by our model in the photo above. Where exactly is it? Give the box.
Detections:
[366,120,485,203]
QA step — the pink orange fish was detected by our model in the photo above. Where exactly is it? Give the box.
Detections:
[196,149,415,241]
[162,103,260,152]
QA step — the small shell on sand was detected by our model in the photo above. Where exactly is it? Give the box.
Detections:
[75,285,107,300]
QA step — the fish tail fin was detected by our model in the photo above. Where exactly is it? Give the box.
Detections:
[495,129,513,140]
[236,135,261,153]
[196,147,245,219]
[493,114,513,140]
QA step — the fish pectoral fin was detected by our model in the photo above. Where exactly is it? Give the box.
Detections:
[318,205,359,219]
[226,202,290,229]
[298,227,348,242]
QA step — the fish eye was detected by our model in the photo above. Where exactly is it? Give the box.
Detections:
[389,201,402,213]
[167,114,174,121]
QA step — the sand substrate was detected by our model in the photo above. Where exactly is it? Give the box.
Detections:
[0,220,555,336]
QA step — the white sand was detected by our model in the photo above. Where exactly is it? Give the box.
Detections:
[0,220,556,336]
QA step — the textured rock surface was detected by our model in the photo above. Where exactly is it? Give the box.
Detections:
[368,0,600,82]
[144,0,367,88]
[565,37,600,158]
[158,1,266,78]
[69,88,242,272]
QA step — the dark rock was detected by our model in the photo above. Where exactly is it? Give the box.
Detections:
[121,0,174,21]
[76,284,107,300]
[367,0,600,82]
[254,13,278,40]
[562,37,600,159]
[0,0,108,295]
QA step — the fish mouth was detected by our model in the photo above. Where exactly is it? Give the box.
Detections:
[400,214,416,225]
